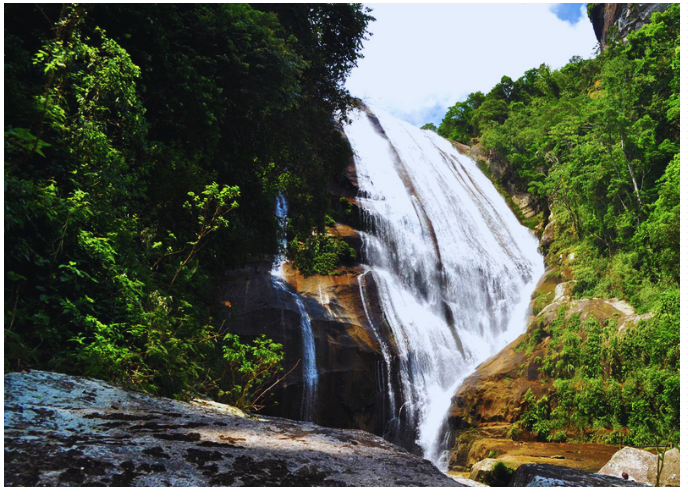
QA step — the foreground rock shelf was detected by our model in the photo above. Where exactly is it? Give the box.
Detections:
[4,370,464,486]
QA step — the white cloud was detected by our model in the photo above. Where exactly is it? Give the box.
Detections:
[346,3,598,126]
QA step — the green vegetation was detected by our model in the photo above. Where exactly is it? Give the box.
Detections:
[486,461,515,487]
[4,4,373,404]
[289,233,357,276]
[438,6,679,448]
[218,334,285,412]
[515,294,679,446]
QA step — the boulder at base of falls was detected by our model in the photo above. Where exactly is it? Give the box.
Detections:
[469,458,499,483]
[510,463,648,487]
[598,446,680,486]
[5,370,466,487]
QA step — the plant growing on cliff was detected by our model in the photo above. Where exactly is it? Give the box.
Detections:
[288,233,356,276]
[506,425,522,441]
[218,334,286,412]
[153,182,240,290]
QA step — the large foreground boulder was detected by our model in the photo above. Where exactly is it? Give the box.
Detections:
[510,463,647,487]
[598,446,680,486]
[5,370,464,487]
[469,458,501,483]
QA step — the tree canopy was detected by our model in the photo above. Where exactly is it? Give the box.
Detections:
[437,4,680,447]
[4,3,373,399]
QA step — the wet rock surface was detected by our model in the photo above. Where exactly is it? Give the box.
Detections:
[5,370,466,487]
[448,439,621,478]
[217,256,397,436]
[510,463,647,487]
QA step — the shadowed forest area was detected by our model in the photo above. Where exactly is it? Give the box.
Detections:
[4,3,373,401]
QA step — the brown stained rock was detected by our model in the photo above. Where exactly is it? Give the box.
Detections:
[448,330,551,431]
[5,370,469,487]
[217,256,392,434]
[447,292,652,472]
[463,439,621,473]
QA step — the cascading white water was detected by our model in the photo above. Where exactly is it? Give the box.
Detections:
[358,267,397,433]
[344,106,544,467]
[271,194,318,422]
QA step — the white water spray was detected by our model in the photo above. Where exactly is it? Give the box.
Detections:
[344,106,544,467]
[270,194,318,422]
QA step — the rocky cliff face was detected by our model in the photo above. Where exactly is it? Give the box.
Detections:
[217,255,396,435]
[588,3,671,51]
[5,370,466,486]
[215,154,404,442]
[450,140,544,234]
[444,269,653,471]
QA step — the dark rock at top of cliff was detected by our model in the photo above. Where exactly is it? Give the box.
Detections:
[588,3,671,51]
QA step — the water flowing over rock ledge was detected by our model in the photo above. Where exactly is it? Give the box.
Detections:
[5,370,467,486]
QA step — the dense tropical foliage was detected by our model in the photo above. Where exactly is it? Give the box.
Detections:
[4,3,373,401]
[438,5,679,446]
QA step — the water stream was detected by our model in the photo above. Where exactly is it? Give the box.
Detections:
[343,105,544,467]
[271,194,318,422]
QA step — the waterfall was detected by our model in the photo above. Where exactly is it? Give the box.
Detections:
[343,106,544,467]
[358,268,398,436]
[271,194,318,422]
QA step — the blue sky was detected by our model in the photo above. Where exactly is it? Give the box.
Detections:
[345,3,598,127]
[550,3,587,24]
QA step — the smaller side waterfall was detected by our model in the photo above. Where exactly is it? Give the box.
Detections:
[358,268,398,436]
[270,194,318,422]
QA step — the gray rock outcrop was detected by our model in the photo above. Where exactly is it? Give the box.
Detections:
[5,370,465,487]
[469,457,500,483]
[598,446,680,486]
[589,4,671,51]
[510,463,647,487]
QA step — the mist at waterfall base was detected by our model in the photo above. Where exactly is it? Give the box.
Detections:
[343,105,544,468]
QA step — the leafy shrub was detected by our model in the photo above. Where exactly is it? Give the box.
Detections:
[289,233,356,276]
[547,430,567,443]
[218,334,285,412]
[507,425,522,441]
